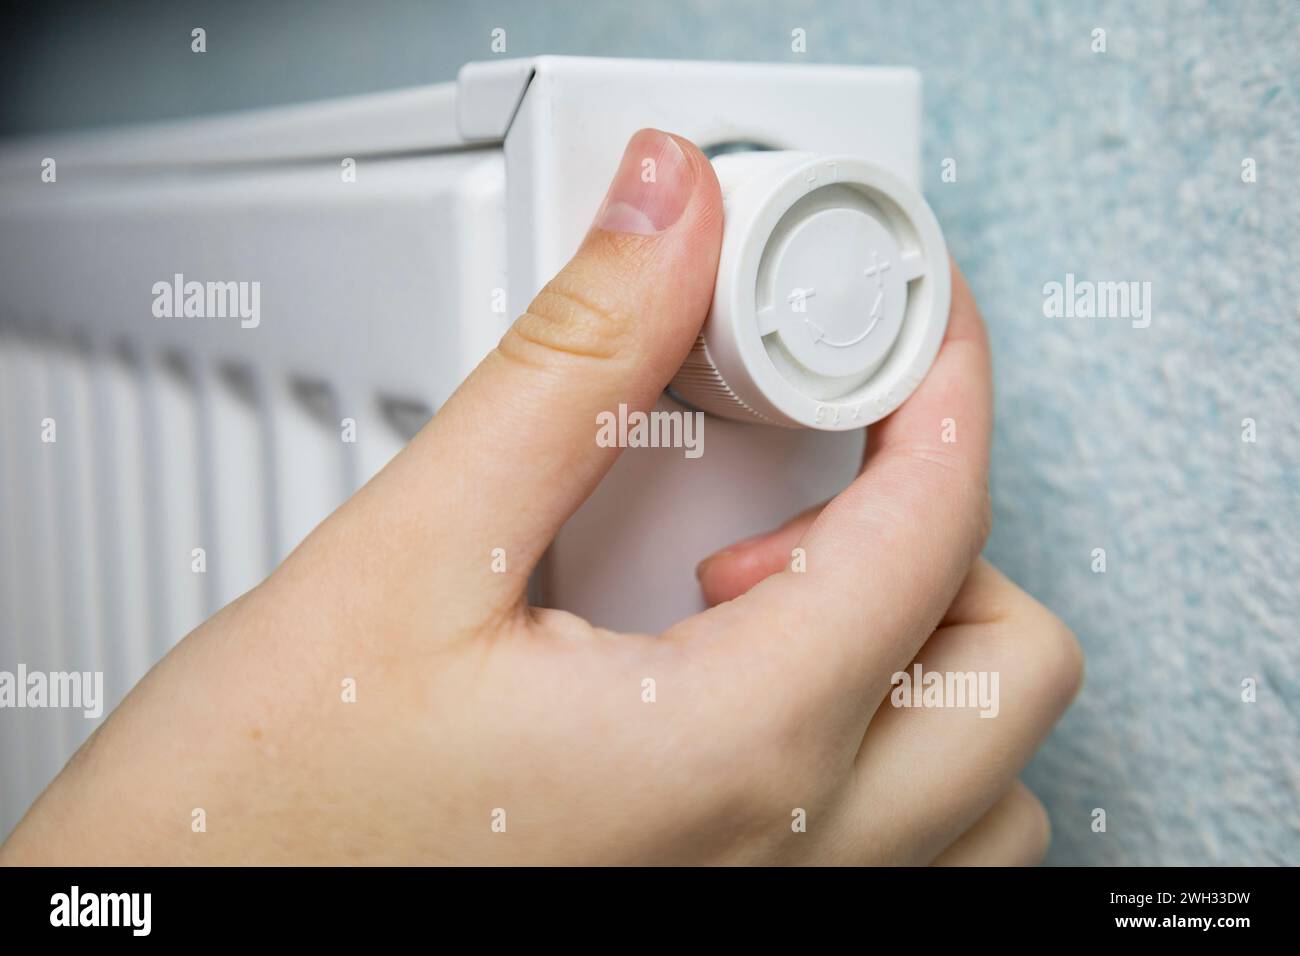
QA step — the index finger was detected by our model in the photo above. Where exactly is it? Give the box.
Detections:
[678,261,993,721]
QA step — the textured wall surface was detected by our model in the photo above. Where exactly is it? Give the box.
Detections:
[3,0,1298,864]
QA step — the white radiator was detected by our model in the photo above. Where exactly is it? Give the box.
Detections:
[0,57,939,838]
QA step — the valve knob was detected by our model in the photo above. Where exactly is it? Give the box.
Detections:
[669,151,951,430]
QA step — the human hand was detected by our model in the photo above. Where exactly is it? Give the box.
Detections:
[0,129,1081,866]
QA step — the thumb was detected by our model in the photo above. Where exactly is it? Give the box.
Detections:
[348,129,723,606]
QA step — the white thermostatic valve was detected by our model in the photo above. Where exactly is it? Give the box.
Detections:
[670,151,951,430]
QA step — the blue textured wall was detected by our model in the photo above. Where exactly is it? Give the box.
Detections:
[3,0,1297,864]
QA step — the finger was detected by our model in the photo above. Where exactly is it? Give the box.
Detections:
[929,781,1051,866]
[844,560,1083,864]
[684,262,993,719]
[859,263,990,471]
[695,501,823,606]
[296,130,723,615]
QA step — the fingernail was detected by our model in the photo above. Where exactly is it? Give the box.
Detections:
[695,549,732,580]
[595,129,693,235]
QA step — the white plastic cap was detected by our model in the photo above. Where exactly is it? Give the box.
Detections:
[670,151,951,430]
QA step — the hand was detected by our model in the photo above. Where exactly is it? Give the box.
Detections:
[0,129,1081,865]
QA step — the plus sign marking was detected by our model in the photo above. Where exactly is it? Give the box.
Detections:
[787,287,816,312]
[863,250,891,287]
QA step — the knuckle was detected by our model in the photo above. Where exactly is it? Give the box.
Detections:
[761,723,821,787]
[728,707,833,817]
[664,643,811,816]
[755,710,848,811]
[504,271,635,364]
[711,715,796,807]
[1015,785,1052,865]
[1032,613,1085,709]
[983,585,1084,716]
[680,625,840,806]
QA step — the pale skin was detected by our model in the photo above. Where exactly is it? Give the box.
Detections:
[0,130,1081,865]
